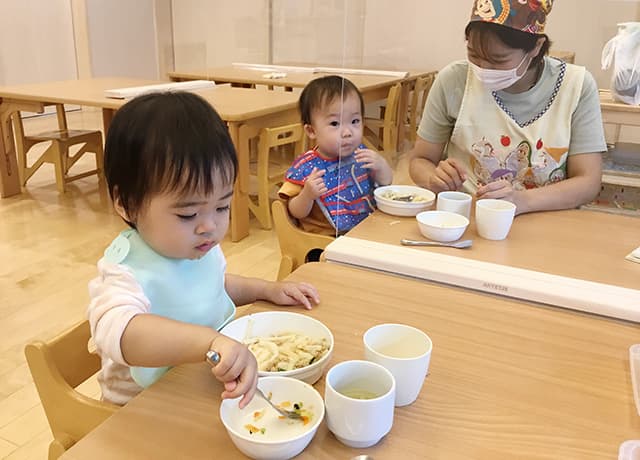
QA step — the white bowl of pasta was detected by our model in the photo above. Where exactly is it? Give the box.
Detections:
[220,311,334,385]
[220,376,324,460]
[374,185,436,217]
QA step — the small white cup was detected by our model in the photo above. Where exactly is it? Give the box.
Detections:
[363,324,432,407]
[436,191,472,219]
[324,360,395,448]
[475,199,517,240]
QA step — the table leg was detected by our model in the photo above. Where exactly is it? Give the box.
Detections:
[102,108,115,136]
[0,100,46,198]
[228,122,250,242]
[0,101,20,197]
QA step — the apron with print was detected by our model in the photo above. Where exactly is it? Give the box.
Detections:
[447,61,584,190]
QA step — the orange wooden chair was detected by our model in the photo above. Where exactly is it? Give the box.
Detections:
[12,104,103,193]
[24,320,118,459]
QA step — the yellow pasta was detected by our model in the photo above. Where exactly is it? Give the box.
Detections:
[244,333,329,372]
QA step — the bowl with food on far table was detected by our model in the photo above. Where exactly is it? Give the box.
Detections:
[374,185,436,216]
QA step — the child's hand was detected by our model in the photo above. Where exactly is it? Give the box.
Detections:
[301,167,327,199]
[209,335,258,408]
[355,148,393,185]
[265,281,320,310]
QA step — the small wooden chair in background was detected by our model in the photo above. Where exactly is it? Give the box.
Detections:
[12,104,104,193]
[24,320,118,460]
[363,82,402,165]
[271,200,334,280]
[406,72,436,144]
[249,123,304,229]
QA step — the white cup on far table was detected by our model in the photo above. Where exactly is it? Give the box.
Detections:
[475,199,517,240]
[324,360,395,449]
[363,323,432,407]
[436,191,472,219]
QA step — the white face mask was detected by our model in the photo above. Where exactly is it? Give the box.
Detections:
[469,53,531,91]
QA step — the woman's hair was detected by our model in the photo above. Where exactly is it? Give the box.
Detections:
[104,92,238,227]
[465,21,551,69]
[299,75,365,125]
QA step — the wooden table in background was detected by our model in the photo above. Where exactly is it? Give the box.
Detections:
[0,78,299,241]
[61,262,640,459]
[346,208,640,291]
[169,66,437,150]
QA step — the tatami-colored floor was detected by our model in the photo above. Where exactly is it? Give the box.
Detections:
[0,108,411,459]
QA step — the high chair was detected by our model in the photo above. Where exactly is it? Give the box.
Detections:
[406,72,436,144]
[363,82,402,165]
[12,104,104,193]
[271,200,334,280]
[24,320,118,460]
[249,123,305,229]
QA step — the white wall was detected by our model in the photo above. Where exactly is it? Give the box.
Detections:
[85,0,168,79]
[0,0,77,85]
[172,0,269,70]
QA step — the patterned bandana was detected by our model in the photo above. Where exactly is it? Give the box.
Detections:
[469,0,553,35]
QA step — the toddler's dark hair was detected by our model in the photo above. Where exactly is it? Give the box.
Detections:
[299,75,365,125]
[104,91,238,227]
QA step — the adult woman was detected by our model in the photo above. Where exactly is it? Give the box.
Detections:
[409,0,605,215]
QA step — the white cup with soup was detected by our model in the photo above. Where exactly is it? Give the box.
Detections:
[364,323,432,407]
[324,360,395,448]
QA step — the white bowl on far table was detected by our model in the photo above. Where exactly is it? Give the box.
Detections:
[374,185,435,217]
[416,210,469,242]
[220,376,325,460]
[220,311,334,384]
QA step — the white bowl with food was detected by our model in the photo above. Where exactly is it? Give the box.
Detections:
[220,376,325,460]
[220,311,333,384]
[374,185,436,217]
[416,210,469,242]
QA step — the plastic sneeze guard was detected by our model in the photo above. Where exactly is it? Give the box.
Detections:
[323,236,640,323]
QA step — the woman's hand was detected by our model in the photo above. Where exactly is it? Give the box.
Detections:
[264,281,320,310]
[430,158,467,193]
[355,148,393,185]
[476,179,526,214]
[209,335,258,408]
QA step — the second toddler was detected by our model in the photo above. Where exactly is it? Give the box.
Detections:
[278,75,393,235]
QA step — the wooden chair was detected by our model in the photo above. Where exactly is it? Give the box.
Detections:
[406,73,436,144]
[12,104,104,193]
[363,82,402,165]
[24,320,118,460]
[271,200,334,280]
[249,123,304,229]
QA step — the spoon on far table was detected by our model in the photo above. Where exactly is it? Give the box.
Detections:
[400,238,473,249]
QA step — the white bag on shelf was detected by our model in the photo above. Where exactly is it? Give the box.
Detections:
[602,22,640,105]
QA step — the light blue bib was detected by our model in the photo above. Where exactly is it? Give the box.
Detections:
[103,229,235,387]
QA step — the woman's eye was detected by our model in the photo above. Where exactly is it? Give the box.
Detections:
[176,213,197,220]
[217,205,230,213]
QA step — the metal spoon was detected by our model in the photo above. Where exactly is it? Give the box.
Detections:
[205,350,302,420]
[400,238,473,249]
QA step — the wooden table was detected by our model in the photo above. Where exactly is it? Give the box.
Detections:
[168,65,404,104]
[61,262,640,459]
[169,66,437,150]
[0,78,300,241]
[600,89,640,144]
[346,208,640,291]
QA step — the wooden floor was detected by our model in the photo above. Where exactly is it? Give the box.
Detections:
[0,108,411,459]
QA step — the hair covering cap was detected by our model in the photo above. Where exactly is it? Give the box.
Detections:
[469,0,553,34]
